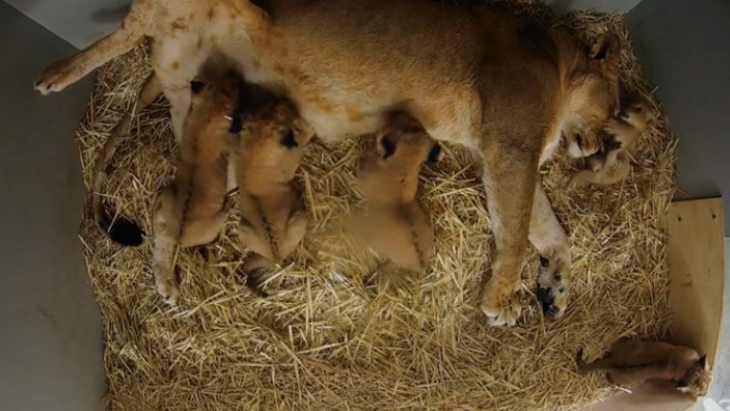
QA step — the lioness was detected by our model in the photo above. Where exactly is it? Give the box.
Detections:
[152,57,243,306]
[35,0,622,325]
[235,85,315,287]
[569,95,655,187]
[576,340,710,397]
[356,111,440,285]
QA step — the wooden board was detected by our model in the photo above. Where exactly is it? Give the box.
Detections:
[580,198,725,411]
[667,198,725,366]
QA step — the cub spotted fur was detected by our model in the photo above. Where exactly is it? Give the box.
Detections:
[152,57,243,306]
[576,340,710,397]
[235,85,315,288]
[355,111,440,285]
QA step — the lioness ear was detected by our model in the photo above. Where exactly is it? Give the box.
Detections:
[591,33,620,74]
[378,135,397,159]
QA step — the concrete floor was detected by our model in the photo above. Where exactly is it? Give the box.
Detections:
[0,3,106,411]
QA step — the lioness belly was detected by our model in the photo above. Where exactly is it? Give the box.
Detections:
[253,0,487,142]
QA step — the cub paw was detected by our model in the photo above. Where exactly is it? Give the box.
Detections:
[155,276,181,307]
[536,254,570,319]
[34,58,77,95]
[480,279,522,327]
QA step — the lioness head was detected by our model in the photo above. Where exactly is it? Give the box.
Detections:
[563,32,622,158]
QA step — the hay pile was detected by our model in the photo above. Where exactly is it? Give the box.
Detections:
[76,2,676,410]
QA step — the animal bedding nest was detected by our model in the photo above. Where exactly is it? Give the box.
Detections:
[77,3,676,411]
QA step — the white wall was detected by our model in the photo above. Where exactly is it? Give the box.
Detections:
[626,0,730,235]
[4,0,129,49]
[0,3,106,411]
[4,0,639,50]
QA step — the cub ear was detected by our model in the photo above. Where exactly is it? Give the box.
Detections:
[190,80,206,95]
[591,32,621,75]
[377,135,397,159]
[698,354,707,369]
[426,143,442,164]
[228,114,243,134]
[281,129,299,148]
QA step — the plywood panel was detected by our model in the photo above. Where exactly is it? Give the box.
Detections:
[580,382,694,411]
[579,198,725,411]
[667,198,725,365]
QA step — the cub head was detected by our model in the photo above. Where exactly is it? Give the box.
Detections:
[370,110,441,167]
[357,111,440,201]
[187,69,243,137]
[564,32,622,158]
[238,85,315,168]
[620,91,656,131]
[677,354,711,398]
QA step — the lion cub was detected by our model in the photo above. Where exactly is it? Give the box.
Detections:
[569,96,655,187]
[355,111,441,283]
[236,87,315,282]
[577,340,710,397]
[152,61,242,306]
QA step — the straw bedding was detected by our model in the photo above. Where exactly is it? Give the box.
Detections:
[75,1,676,410]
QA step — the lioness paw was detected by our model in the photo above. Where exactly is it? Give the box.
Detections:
[480,279,522,327]
[481,302,522,327]
[536,254,571,319]
[34,58,77,95]
[155,277,181,307]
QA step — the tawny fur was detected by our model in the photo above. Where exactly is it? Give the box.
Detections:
[569,95,655,187]
[355,112,440,286]
[235,86,315,288]
[35,0,624,326]
[152,57,242,306]
[576,340,710,397]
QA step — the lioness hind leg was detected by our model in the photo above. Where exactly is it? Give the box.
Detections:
[530,183,572,319]
[479,140,539,327]
[34,0,157,95]
[152,189,181,306]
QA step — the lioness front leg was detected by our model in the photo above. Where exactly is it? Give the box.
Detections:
[529,183,572,319]
[151,189,180,306]
[479,141,539,327]
[34,0,156,95]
